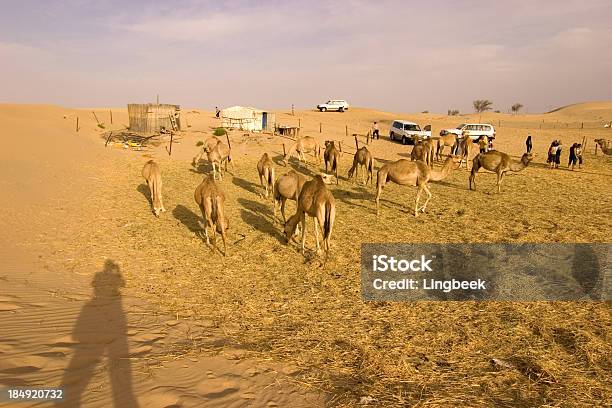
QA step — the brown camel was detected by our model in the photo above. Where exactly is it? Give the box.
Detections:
[193,140,233,180]
[458,137,478,171]
[282,136,321,165]
[375,156,459,216]
[273,170,307,223]
[469,151,533,193]
[595,139,612,155]
[421,139,435,167]
[141,160,166,217]
[194,174,229,255]
[284,174,335,255]
[348,146,374,186]
[323,141,341,184]
[436,133,457,161]
[257,153,275,198]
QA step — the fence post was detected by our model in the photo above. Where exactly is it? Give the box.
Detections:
[319,122,322,133]
[110,109,113,125]
[282,143,286,156]
[92,111,100,125]
[76,117,79,132]
[298,118,301,129]
[345,125,348,137]
[354,135,359,150]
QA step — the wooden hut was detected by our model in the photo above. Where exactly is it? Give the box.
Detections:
[128,103,181,134]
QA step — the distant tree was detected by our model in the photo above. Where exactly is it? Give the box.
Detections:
[448,109,460,116]
[213,127,227,136]
[473,100,493,113]
[422,110,429,114]
[511,103,524,115]
[494,110,501,113]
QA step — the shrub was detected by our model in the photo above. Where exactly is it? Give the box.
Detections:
[213,127,227,136]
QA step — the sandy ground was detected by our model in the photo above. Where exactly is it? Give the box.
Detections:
[0,102,610,407]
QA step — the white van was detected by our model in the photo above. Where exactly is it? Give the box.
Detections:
[389,120,432,145]
[441,123,496,141]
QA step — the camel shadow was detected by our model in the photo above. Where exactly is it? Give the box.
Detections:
[238,198,284,243]
[137,184,150,205]
[57,260,138,407]
[172,204,203,238]
[190,161,213,174]
[232,176,261,196]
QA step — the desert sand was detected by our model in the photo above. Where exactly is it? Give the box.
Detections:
[0,102,610,407]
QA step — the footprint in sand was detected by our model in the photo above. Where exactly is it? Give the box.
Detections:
[195,378,241,399]
[0,302,21,311]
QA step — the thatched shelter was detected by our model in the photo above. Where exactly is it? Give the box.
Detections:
[128,103,181,134]
[221,106,275,132]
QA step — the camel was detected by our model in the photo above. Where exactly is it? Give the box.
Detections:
[323,141,341,184]
[436,133,457,161]
[458,137,478,171]
[193,140,233,180]
[469,151,533,193]
[141,160,166,217]
[282,136,321,165]
[409,137,434,167]
[257,153,275,198]
[348,146,374,186]
[194,174,229,255]
[284,174,335,255]
[595,139,612,155]
[375,156,459,217]
[273,170,307,223]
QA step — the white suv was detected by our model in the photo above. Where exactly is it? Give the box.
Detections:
[441,123,496,141]
[389,120,432,145]
[317,100,349,112]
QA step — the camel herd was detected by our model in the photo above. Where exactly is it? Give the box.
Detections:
[140,132,575,257]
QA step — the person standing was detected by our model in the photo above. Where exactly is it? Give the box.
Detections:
[478,135,488,153]
[568,143,578,170]
[372,121,380,140]
[548,140,558,169]
[215,107,220,118]
[526,135,532,153]
[576,143,583,169]
[555,140,563,169]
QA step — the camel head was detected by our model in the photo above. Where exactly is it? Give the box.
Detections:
[283,214,301,243]
[319,173,335,185]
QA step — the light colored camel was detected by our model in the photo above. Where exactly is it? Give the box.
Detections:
[273,170,307,223]
[458,137,478,171]
[375,156,459,217]
[282,136,321,165]
[141,160,166,217]
[194,174,229,255]
[284,174,335,255]
[595,139,612,155]
[436,134,457,161]
[323,141,341,184]
[193,140,233,180]
[469,151,533,193]
[409,137,434,167]
[257,153,275,198]
[348,146,374,186]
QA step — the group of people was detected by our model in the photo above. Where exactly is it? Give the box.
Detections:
[526,134,583,171]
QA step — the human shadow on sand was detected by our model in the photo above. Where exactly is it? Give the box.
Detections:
[56,260,138,407]
[238,198,285,243]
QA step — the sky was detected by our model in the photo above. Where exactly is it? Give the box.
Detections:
[1,0,611,113]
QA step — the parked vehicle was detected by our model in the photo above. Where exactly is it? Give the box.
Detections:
[441,123,496,141]
[389,120,432,145]
[317,100,349,112]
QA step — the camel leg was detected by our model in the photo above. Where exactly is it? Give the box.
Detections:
[497,171,505,193]
[375,186,383,216]
[414,184,423,217]
[420,183,433,213]
[314,216,321,253]
[300,213,307,254]
[281,199,287,224]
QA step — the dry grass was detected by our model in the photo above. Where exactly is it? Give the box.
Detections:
[57,109,612,407]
